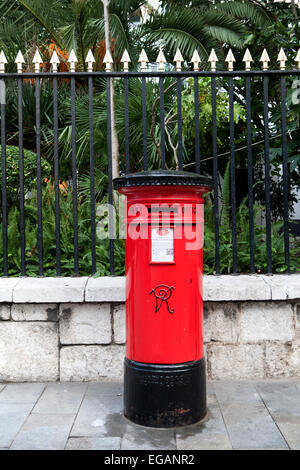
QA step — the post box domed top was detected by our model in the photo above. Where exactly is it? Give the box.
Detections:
[113,170,212,190]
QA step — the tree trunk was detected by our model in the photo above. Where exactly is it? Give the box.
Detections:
[102,0,120,179]
[291,0,298,20]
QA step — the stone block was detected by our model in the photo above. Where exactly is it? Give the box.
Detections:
[85,276,125,302]
[0,323,58,382]
[204,275,271,302]
[284,274,300,300]
[13,277,88,303]
[296,304,300,330]
[265,341,300,378]
[207,344,264,380]
[0,279,21,303]
[240,302,294,342]
[59,303,111,345]
[113,304,125,344]
[60,345,125,381]
[204,302,238,343]
[11,304,58,321]
[0,305,10,321]
[262,274,300,301]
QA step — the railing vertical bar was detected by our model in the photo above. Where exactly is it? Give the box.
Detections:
[106,77,115,275]
[246,76,255,273]
[177,77,183,170]
[89,75,96,275]
[194,76,200,173]
[211,76,220,274]
[71,76,79,276]
[159,77,166,170]
[229,77,238,274]
[18,76,26,276]
[263,76,272,274]
[35,77,43,276]
[1,79,8,276]
[124,76,130,174]
[142,76,148,170]
[53,75,61,276]
[281,75,290,272]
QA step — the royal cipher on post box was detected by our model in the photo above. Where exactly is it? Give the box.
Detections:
[113,171,212,428]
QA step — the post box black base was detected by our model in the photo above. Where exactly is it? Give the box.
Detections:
[124,357,206,428]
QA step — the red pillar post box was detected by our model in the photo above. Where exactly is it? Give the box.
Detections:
[113,171,212,427]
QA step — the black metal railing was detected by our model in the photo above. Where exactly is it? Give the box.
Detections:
[0,67,299,277]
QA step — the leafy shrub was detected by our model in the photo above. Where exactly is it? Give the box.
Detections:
[0,145,51,210]
[0,181,125,277]
[203,199,300,274]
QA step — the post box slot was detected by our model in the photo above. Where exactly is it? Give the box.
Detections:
[148,207,178,213]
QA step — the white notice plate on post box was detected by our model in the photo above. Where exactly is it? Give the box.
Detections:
[151,228,174,262]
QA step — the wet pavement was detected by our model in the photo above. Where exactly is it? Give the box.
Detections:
[0,379,300,450]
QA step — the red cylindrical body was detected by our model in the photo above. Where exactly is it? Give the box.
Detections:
[123,185,205,365]
[114,171,211,428]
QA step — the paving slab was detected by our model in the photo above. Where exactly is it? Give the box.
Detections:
[70,382,124,438]
[32,383,87,415]
[0,403,34,448]
[65,437,121,450]
[0,385,5,393]
[214,382,289,450]
[256,381,300,450]
[86,381,123,397]
[176,404,232,450]
[121,425,176,450]
[0,383,45,404]
[10,413,76,450]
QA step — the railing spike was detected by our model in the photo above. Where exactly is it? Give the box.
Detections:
[68,49,78,73]
[225,49,236,71]
[103,49,113,72]
[121,49,131,72]
[138,49,149,72]
[15,50,25,74]
[208,48,218,71]
[0,50,8,73]
[242,48,253,71]
[33,48,43,73]
[156,49,166,72]
[277,48,287,70]
[173,48,183,72]
[191,50,200,71]
[260,48,270,71]
[85,49,95,73]
[50,50,60,73]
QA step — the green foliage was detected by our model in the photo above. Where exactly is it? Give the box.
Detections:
[0,145,51,210]
[0,182,125,277]
[0,172,298,276]
[180,78,246,169]
[203,199,300,275]
[144,0,273,65]
[203,165,300,274]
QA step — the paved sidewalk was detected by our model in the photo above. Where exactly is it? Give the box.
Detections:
[0,379,299,450]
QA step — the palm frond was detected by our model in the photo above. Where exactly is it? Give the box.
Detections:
[216,0,273,28]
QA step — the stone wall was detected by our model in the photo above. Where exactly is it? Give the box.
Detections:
[0,275,299,382]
